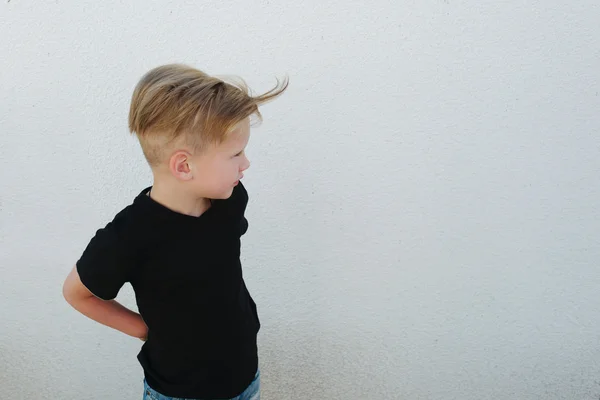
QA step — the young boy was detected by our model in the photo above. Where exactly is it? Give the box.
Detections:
[62,64,288,400]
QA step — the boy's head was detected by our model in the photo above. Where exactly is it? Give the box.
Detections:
[128,64,287,199]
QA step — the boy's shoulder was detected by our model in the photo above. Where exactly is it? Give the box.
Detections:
[112,188,150,226]
[89,188,152,247]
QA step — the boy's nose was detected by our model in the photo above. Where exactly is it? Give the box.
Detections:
[241,156,250,171]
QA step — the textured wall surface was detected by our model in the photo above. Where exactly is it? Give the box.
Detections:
[1,1,600,399]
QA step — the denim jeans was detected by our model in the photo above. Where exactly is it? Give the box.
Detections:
[143,370,260,400]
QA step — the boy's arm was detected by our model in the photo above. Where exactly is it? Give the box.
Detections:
[63,265,147,340]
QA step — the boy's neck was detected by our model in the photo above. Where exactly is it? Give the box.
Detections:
[149,180,211,218]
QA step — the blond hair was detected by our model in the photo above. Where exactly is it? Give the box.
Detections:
[128,64,288,165]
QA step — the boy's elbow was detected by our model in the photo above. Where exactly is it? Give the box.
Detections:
[62,264,90,305]
[62,273,75,304]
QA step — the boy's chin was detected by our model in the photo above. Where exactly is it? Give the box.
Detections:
[212,187,235,200]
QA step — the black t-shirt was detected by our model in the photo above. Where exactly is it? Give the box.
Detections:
[77,183,260,399]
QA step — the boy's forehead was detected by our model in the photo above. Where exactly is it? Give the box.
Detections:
[223,120,250,146]
[233,118,251,136]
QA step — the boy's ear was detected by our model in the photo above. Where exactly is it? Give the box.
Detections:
[169,151,193,181]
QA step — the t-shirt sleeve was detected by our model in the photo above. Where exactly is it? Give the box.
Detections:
[76,218,134,301]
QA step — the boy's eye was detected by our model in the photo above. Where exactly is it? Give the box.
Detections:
[234,151,243,157]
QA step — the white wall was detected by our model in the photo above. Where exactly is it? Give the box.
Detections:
[1,1,599,399]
